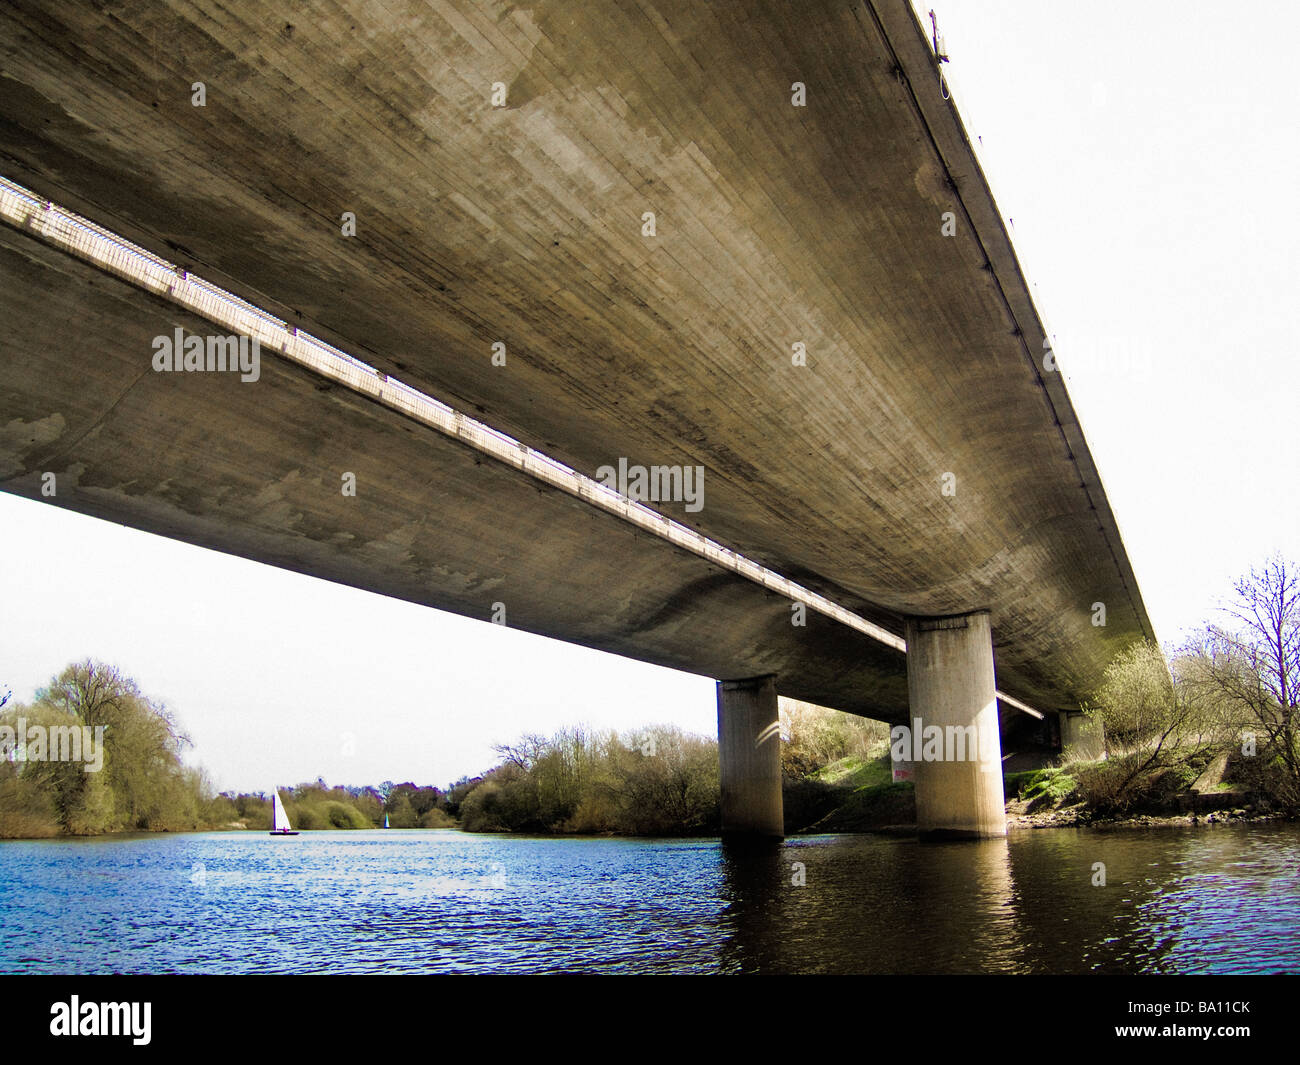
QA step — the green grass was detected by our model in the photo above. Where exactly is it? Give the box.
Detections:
[811,754,893,790]
[1005,768,1079,804]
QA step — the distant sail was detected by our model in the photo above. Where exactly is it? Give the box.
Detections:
[272,790,292,833]
[384,813,390,829]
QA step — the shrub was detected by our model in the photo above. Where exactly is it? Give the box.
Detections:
[323,800,370,828]
[458,781,508,832]
[419,807,456,829]
[564,794,617,834]
[0,769,61,838]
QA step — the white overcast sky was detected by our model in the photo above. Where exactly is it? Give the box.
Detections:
[2,2,1295,793]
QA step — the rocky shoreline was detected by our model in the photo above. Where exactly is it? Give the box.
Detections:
[1005,797,1285,831]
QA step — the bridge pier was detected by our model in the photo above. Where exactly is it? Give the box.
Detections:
[904,611,1007,839]
[716,675,784,838]
[1059,710,1105,761]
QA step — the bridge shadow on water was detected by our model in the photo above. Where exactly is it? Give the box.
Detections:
[712,829,1238,975]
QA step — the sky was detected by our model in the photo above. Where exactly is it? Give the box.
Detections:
[2,2,1296,793]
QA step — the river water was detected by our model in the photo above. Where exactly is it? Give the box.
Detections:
[1,824,1297,974]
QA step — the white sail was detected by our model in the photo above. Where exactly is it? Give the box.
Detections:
[271,789,292,832]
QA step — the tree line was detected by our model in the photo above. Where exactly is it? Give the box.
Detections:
[454,724,719,834]
[0,658,866,837]
[207,780,456,832]
[0,660,467,837]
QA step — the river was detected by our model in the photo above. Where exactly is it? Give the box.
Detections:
[2,824,1298,974]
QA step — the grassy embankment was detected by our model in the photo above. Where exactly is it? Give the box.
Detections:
[787,749,1274,833]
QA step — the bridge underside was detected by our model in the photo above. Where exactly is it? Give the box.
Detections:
[0,1,1153,838]
[0,0,1151,719]
[0,224,912,721]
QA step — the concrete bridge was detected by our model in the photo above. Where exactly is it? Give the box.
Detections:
[0,0,1150,838]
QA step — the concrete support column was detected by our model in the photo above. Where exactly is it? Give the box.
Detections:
[905,611,1006,839]
[1059,710,1105,761]
[716,675,783,838]
[890,734,915,783]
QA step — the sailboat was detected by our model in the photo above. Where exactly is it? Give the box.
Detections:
[383,813,390,829]
[269,788,299,836]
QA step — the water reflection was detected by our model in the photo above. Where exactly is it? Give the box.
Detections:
[719,835,1026,973]
[718,827,1300,973]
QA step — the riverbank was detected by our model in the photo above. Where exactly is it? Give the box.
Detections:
[1004,798,1284,831]
[789,754,1294,835]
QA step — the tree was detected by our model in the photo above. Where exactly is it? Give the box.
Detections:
[492,734,551,774]
[1078,641,1233,812]
[1186,554,1300,808]
[50,662,189,828]
[19,660,197,831]
[66,765,118,835]
[457,724,720,835]
[604,725,719,834]
[386,792,418,828]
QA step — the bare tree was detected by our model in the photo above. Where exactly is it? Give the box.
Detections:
[491,733,550,773]
[1188,554,1300,807]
